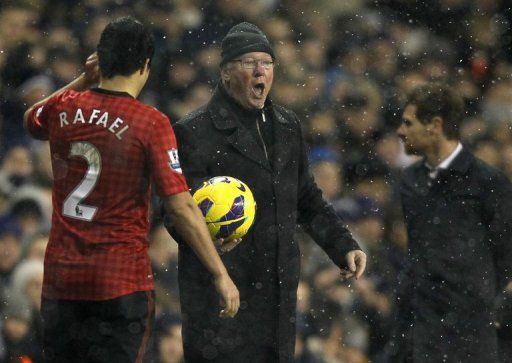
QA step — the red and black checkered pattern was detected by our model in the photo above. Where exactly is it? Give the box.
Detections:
[27,88,188,300]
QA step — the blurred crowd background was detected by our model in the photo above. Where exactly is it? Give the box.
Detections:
[1,0,512,362]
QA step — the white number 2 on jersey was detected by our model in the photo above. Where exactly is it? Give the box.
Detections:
[63,141,101,221]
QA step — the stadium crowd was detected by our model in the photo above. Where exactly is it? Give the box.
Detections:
[1,0,512,362]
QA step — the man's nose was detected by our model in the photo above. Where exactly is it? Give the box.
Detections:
[253,63,265,75]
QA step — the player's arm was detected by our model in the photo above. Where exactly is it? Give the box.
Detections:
[23,53,100,128]
[162,191,240,318]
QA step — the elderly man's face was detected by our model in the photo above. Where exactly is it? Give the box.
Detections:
[222,52,274,109]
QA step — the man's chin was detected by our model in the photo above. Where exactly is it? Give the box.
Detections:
[249,99,266,109]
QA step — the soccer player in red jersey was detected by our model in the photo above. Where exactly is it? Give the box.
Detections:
[24,17,239,363]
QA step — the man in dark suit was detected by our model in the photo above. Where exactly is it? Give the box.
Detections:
[389,82,512,362]
[170,22,367,362]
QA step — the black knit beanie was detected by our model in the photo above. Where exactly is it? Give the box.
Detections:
[220,22,275,66]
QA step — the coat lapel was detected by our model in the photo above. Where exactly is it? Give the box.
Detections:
[404,147,474,197]
[402,162,431,197]
[438,148,475,195]
[227,127,272,171]
[270,107,295,172]
[208,91,272,172]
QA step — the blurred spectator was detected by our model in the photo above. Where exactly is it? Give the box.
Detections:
[47,46,82,88]
[1,294,40,363]
[1,259,44,363]
[0,228,22,288]
[7,185,51,244]
[0,146,34,196]
[8,259,44,326]
[22,231,48,261]
[19,76,55,111]
[481,79,512,125]
[294,331,316,363]
[501,144,512,182]
[473,135,503,168]
[310,148,343,202]
[31,142,53,190]
[167,83,212,121]
[148,222,180,315]
[304,111,339,148]
[153,313,184,363]
[306,313,369,363]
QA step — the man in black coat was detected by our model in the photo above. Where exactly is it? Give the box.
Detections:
[170,22,367,362]
[386,83,512,362]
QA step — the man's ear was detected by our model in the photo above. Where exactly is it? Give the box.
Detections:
[430,116,444,135]
[140,58,151,75]
[220,66,230,82]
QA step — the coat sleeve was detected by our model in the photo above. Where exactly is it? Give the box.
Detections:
[294,119,361,269]
[173,121,209,192]
[163,121,209,239]
[483,170,512,291]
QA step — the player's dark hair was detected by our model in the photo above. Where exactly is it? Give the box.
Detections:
[405,82,463,140]
[97,17,155,79]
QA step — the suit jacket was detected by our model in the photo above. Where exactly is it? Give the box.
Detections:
[171,85,360,362]
[392,148,512,363]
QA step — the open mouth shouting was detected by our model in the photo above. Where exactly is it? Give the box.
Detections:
[252,82,266,98]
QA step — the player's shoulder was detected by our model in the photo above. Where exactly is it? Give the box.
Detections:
[50,89,81,104]
[37,89,84,115]
[133,101,170,124]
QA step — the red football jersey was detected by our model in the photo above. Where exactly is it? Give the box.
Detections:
[27,88,188,300]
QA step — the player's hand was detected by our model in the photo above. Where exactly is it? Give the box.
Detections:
[84,52,100,87]
[213,273,240,318]
[214,238,242,255]
[340,250,367,280]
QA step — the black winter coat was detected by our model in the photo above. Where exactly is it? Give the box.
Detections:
[390,148,512,363]
[171,86,360,362]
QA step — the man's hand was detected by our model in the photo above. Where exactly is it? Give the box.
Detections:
[214,238,243,255]
[23,52,101,127]
[213,273,240,318]
[84,52,100,87]
[340,250,367,280]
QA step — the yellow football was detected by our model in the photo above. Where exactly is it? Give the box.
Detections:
[193,176,256,240]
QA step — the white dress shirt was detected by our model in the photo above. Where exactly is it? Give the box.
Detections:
[425,142,463,179]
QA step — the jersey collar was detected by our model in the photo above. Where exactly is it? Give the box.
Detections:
[90,87,134,99]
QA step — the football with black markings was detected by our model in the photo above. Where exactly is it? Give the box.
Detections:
[193,176,256,241]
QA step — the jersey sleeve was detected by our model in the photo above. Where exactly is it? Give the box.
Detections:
[26,90,70,140]
[147,113,189,197]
